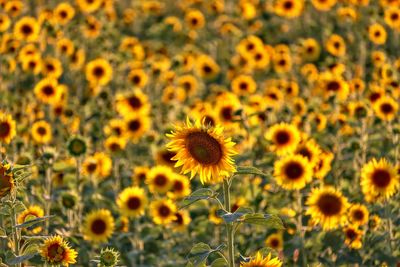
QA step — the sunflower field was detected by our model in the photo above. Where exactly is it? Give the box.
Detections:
[0,0,399,266]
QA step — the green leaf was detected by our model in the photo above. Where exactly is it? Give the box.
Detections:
[15,215,54,229]
[218,207,254,223]
[6,253,37,265]
[235,166,268,177]
[242,213,284,229]
[180,188,215,209]
[188,243,212,267]
[210,258,228,267]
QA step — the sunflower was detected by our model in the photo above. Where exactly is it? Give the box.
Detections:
[348,204,369,226]
[265,122,300,155]
[168,173,191,199]
[104,118,126,137]
[368,23,387,45]
[273,54,292,73]
[384,7,400,29]
[274,155,312,190]
[56,38,75,56]
[178,75,199,97]
[240,252,282,267]
[172,210,191,231]
[311,0,337,11]
[195,54,220,80]
[155,148,177,167]
[0,163,14,198]
[209,206,223,224]
[231,74,257,96]
[0,13,11,32]
[115,89,150,117]
[274,0,304,19]
[325,34,346,57]
[104,136,127,153]
[294,139,321,168]
[265,232,283,251]
[94,152,112,178]
[306,186,349,230]
[18,205,44,234]
[166,119,237,184]
[300,38,321,62]
[146,165,173,194]
[150,199,177,225]
[13,16,40,41]
[360,158,399,202]
[42,57,63,78]
[54,2,75,25]
[124,114,150,142]
[34,78,61,104]
[31,120,52,144]
[0,113,16,144]
[40,236,77,266]
[343,225,363,249]
[372,96,398,121]
[185,9,205,30]
[314,151,334,180]
[21,55,42,74]
[132,166,149,185]
[82,156,99,177]
[83,209,115,243]
[76,0,103,13]
[215,93,241,126]
[85,58,113,86]
[318,74,349,101]
[117,186,147,217]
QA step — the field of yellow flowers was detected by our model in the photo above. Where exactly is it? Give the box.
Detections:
[0,0,399,266]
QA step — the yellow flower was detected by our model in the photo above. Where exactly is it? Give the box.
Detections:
[0,163,14,198]
[83,209,115,243]
[168,173,191,199]
[343,225,363,249]
[31,120,52,144]
[240,252,282,267]
[368,23,387,45]
[13,16,40,41]
[348,204,369,226]
[265,122,300,155]
[306,186,349,230]
[115,89,150,117]
[34,78,61,104]
[325,34,346,57]
[172,210,191,231]
[18,205,44,234]
[265,232,284,251]
[185,9,205,30]
[372,96,398,121]
[40,236,77,266]
[54,2,75,25]
[150,199,177,225]
[124,114,151,142]
[360,158,399,202]
[85,58,113,86]
[76,0,103,13]
[146,165,174,194]
[273,0,304,19]
[231,75,257,96]
[117,186,147,217]
[273,154,313,190]
[0,113,16,144]
[166,119,237,184]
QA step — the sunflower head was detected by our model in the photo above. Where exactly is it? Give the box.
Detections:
[150,198,177,225]
[99,247,120,267]
[116,186,147,217]
[83,209,115,243]
[273,154,313,190]
[348,204,369,226]
[265,122,300,155]
[40,235,78,266]
[166,119,237,184]
[240,252,283,267]
[0,162,14,198]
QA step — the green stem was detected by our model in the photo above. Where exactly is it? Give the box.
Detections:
[10,198,21,267]
[223,179,235,267]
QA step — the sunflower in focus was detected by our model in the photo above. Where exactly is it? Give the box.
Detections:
[306,186,349,230]
[360,158,399,202]
[274,154,312,190]
[85,58,113,86]
[40,236,77,266]
[117,186,147,218]
[83,209,115,243]
[0,113,16,144]
[150,198,177,225]
[166,119,237,184]
[265,122,300,155]
[240,252,282,267]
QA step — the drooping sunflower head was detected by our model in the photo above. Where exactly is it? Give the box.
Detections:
[240,252,283,267]
[306,186,349,230]
[166,119,237,184]
[83,209,115,243]
[150,198,177,225]
[273,154,313,190]
[0,162,14,198]
[265,122,300,155]
[360,158,399,202]
[40,235,78,266]
[116,186,147,218]
[348,204,369,226]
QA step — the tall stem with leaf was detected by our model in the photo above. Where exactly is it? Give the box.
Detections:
[223,178,235,267]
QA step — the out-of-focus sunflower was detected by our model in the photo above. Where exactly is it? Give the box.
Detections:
[34,78,61,104]
[172,210,191,231]
[31,120,52,144]
[115,89,150,117]
[0,163,14,198]
[128,68,148,88]
[132,166,149,185]
[85,58,113,86]
[265,122,300,155]
[104,136,127,154]
[13,16,40,41]
[117,186,147,218]
[343,225,363,249]
[265,232,283,251]
[360,158,399,202]
[42,57,63,78]
[273,0,304,19]
[311,0,337,11]
[82,155,99,177]
[18,205,44,234]
[325,34,346,57]
[93,152,112,178]
[83,209,115,243]
[372,96,398,121]
[294,139,321,168]
[185,9,205,30]
[273,154,312,190]
[314,151,334,179]
[0,113,16,144]
[124,114,150,142]
[40,235,77,266]
[348,204,369,226]
[168,173,191,199]
[231,74,257,96]
[76,0,103,13]
[150,198,177,225]
[306,186,349,230]
[146,165,173,194]
[195,54,220,80]
[54,2,75,25]
[0,13,11,32]
[240,252,282,267]
[368,23,387,45]
[166,119,237,184]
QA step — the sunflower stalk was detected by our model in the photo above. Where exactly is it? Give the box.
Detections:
[223,178,235,267]
[9,195,22,267]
